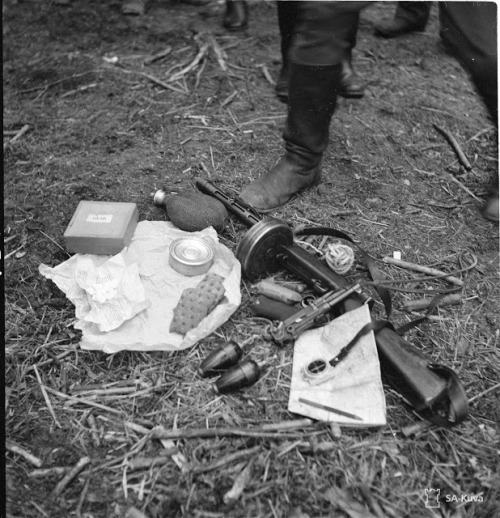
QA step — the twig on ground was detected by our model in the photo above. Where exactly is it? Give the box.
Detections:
[139,71,186,93]
[150,418,316,440]
[221,90,238,107]
[127,453,177,472]
[70,386,141,397]
[33,365,62,428]
[29,501,50,518]
[467,126,495,142]
[75,477,91,518]
[3,124,30,150]
[209,35,228,72]
[257,64,275,86]
[190,446,261,475]
[25,348,75,374]
[168,42,209,83]
[382,257,464,286]
[5,243,26,260]
[446,173,483,203]
[433,123,472,170]
[143,45,172,65]
[107,65,187,94]
[29,467,71,478]
[38,230,69,254]
[125,421,151,435]
[6,441,43,467]
[468,382,500,404]
[402,293,462,311]
[60,83,98,99]
[194,57,207,90]
[87,413,101,447]
[18,70,98,94]
[51,456,91,498]
[44,385,123,414]
[223,459,254,505]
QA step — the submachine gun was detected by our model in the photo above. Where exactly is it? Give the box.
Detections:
[196,179,468,426]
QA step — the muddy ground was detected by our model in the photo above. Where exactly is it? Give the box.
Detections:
[4,1,499,517]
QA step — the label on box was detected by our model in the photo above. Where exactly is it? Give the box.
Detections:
[86,214,113,223]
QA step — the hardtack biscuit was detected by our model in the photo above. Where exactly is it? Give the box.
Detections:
[170,273,226,335]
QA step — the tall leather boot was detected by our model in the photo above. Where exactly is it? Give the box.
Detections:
[339,49,365,99]
[239,63,341,212]
[223,0,248,31]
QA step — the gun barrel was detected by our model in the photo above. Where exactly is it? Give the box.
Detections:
[196,179,262,227]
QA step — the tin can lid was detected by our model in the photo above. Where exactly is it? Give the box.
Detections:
[170,237,214,267]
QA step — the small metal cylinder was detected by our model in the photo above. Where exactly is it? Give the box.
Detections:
[153,189,167,208]
[169,237,214,276]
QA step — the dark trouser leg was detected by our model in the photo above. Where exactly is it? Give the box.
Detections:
[276,1,365,102]
[240,2,366,211]
[339,10,365,99]
[439,2,498,222]
[275,1,298,103]
[439,2,497,124]
[375,1,432,38]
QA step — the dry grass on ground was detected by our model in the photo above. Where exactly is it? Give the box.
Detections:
[4,1,500,517]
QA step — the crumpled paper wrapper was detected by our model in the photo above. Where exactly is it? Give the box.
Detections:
[39,221,241,353]
[40,253,150,333]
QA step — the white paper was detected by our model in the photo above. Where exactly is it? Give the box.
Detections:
[39,221,241,353]
[288,304,386,427]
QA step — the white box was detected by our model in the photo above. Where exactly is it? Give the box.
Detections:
[64,201,138,255]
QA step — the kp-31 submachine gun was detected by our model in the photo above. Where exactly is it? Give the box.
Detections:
[196,179,468,426]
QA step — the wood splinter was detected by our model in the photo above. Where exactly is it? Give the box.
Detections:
[3,124,30,150]
[382,256,464,286]
[6,441,42,467]
[433,123,472,170]
[402,293,462,312]
[51,456,91,498]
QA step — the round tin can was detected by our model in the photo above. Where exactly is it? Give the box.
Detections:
[169,237,214,276]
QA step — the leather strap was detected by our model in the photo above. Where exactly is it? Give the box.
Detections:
[422,364,469,426]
